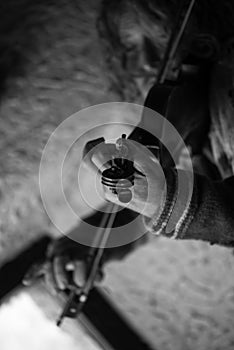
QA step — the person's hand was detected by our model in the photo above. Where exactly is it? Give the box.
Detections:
[45,235,102,294]
[83,137,166,219]
[44,199,149,294]
[45,226,149,294]
[44,136,162,295]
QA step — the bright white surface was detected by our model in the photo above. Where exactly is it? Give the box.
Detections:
[0,293,100,350]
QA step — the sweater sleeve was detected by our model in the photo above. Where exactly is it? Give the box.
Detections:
[145,169,234,248]
[180,173,234,247]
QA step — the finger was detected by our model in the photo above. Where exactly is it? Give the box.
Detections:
[47,237,83,260]
[82,138,105,159]
[81,146,101,174]
[125,140,159,174]
[73,262,104,286]
[104,189,120,205]
[53,256,71,291]
[73,261,86,286]
[95,269,104,284]
[44,261,60,296]
[91,143,116,172]
[22,262,45,286]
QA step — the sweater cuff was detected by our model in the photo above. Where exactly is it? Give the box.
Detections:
[143,168,197,238]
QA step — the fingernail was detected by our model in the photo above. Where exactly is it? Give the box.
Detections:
[65,262,75,271]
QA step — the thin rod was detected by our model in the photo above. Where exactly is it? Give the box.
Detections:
[157,0,196,84]
[82,203,118,294]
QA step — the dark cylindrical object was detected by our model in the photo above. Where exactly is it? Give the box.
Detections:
[102,159,135,203]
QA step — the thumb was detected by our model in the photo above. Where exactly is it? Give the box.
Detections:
[126,140,160,175]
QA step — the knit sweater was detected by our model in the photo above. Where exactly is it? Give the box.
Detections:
[143,39,234,248]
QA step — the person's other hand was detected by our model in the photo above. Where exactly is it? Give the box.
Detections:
[45,230,148,294]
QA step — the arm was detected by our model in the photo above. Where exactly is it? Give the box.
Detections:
[146,169,234,248]
[181,173,234,247]
[83,137,234,248]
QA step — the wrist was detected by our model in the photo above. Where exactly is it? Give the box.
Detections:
[144,168,197,239]
[143,168,177,235]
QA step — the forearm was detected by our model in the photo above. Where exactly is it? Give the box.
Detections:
[181,173,234,247]
[147,170,234,248]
